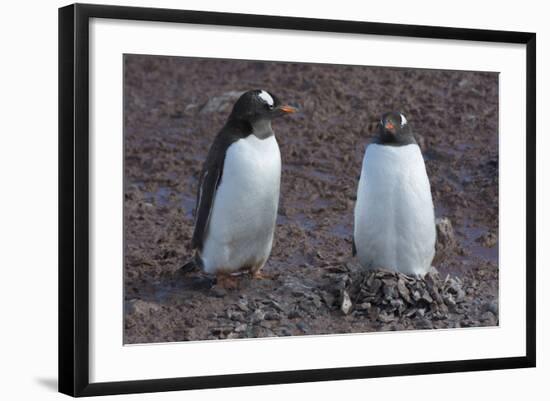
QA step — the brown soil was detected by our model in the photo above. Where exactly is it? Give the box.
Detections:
[123,54,498,344]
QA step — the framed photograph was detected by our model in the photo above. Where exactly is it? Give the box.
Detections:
[58,3,536,397]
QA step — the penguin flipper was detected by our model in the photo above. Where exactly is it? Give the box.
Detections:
[191,136,226,252]
[179,254,202,274]
[180,259,198,274]
[191,120,253,252]
[352,236,357,257]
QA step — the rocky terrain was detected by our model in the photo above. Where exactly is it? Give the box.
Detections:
[123,55,499,344]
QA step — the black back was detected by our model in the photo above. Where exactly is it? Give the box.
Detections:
[191,119,252,251]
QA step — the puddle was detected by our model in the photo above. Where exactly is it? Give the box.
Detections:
[277,210,317,231]
[132,274,215,305]
[180,194,196,218]
[329,222,353,239]
[144,186,172,207]
[458,222,498,264]
[140,184,196,218]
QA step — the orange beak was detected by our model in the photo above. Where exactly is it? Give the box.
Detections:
[279,105,298,114]
[385,121,395,130]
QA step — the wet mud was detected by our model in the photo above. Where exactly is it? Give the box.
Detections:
[123,55,498,344]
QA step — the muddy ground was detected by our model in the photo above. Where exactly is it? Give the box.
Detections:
[123,55,499,344]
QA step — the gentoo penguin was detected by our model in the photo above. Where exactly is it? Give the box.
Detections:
[353,111,436,276]
[183,89,297,288]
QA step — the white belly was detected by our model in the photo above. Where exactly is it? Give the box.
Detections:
[354,144,436,276]
[201,135,281,274]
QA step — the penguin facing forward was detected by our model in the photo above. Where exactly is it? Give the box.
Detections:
[353,111,436,276]
[183,89,297,288]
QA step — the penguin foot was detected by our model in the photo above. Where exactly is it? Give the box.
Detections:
[251,270,273,280]
[215,272,239,290]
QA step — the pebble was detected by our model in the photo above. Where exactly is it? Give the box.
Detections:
[309,294,323,309]
[478,231,498,248]
[435,217,458,252]
[416,318,433,329]
[421,290,434,304]
[383,284,398,300]
[234,323,247,333]
[378,311,395,323]
[288,309,302,319]
[369,306,381,320]
[340,290,353,315]
[296,322,309,333]
[267,299,284,312]
[211,326,232,336]
[236,298,249,312]
[264,312,281,321]
[126,299,161,315]
[482,301,499,315]
[356,302,371,310]
[321,291,336,307]
[397,279,411,303]
[251,309,266,324]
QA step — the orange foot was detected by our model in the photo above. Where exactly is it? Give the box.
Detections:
[215,272,239,290]
[251,270,273,280]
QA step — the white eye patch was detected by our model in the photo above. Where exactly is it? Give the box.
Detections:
[400,113,408,126]
[258,90,274,107]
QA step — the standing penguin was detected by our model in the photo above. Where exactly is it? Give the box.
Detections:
[183,89,297,288]
[353,111,435,276]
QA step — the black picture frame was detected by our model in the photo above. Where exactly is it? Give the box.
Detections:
[59,3,536,397]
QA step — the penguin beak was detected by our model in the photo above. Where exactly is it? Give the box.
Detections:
[384,120,396,134]
[278,105,298,114]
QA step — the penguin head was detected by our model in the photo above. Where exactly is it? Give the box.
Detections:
[229,89,297,123]
[375,111,416,145]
